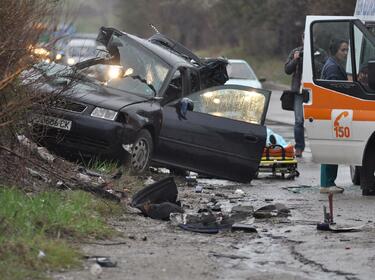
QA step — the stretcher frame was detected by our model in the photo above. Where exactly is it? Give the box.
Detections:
[256,144,300,179]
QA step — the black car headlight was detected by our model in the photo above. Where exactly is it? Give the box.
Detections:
[91,107,118,121]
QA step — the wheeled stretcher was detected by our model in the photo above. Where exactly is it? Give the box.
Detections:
[256,144,300,179]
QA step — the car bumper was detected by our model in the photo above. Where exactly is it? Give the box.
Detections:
[34,110,137,160]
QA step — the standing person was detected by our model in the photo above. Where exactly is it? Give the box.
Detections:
[284,33,305,158]
[320,39,349,194]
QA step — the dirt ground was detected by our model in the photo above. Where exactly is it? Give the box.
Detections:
[51,157,375,280]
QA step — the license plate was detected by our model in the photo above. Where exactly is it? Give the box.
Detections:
[32,114,72,131]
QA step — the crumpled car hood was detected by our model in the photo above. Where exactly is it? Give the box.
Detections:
[25,62,148,111]
[64,82,147,111]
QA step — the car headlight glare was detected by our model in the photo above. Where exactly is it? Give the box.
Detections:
[33,47,49,56]
[108,65,122,80]
[55,53,62,60]
[67,58,75,65]
[91,107,118,121]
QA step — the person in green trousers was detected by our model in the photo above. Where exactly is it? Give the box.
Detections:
[319,39,349,194]
[320,164,343,193]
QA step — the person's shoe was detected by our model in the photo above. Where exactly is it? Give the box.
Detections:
[320,186,344,194]
[295,149,303,158]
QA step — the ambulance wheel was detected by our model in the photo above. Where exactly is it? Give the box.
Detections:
[361,143,375,196]
[350,165,361,185]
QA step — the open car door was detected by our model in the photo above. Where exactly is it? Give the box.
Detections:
[153,85,271,182]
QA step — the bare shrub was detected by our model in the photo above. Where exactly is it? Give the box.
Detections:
[0,1,61,186]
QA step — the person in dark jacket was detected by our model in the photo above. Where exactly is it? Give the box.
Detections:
[285,34,304,157]
[320,38,349,194]
[321,39,349,81]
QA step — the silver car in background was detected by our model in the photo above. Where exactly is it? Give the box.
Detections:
[225,59,264,89]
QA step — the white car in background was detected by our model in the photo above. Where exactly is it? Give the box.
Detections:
[63,37,121,81]
[226,59,264,89]
[65,38,100,65]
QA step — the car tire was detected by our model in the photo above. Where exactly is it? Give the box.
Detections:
[350,165,361,185]
[360,148,375,196]
[126,129,153,174]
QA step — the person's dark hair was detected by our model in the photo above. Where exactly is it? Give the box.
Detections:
[329,38,348,56]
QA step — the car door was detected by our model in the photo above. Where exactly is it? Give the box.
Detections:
[153,85,271,182]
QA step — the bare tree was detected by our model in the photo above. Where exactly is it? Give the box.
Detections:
[0,1,60,134]
[0,0,62,186]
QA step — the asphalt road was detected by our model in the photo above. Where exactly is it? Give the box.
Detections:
[53,85,375,280]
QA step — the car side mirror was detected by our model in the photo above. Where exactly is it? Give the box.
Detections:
[259,77,266,83]
[368,60,375,90]
[177,98,194,119]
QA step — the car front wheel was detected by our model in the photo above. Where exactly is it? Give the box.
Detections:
[126,129,153,174]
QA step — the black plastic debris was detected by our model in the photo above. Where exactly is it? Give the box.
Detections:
[185,176,198,186]
[131,177,182,221]
[210,204,222,212]
[132,177,178,208]
[253,203,290,218]
[96,257,117,267]
[85,256,117,267]
[177,212,234,234]
[231,223,258,233]
[231,205,254,222]
[143,202,183,220]
[232,205,254,215]
[178,223,219,234]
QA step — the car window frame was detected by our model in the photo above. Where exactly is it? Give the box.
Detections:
[311,19,375,99]
[166,84,271,126]
[103,34,173,98]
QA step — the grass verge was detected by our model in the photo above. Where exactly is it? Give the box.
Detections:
[0,187,122,280]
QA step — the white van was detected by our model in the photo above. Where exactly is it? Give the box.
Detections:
[302,0,375,195]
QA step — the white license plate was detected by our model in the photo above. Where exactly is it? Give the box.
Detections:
[32,114,72,131]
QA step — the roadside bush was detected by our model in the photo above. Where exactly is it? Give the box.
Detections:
[0,1,62,187]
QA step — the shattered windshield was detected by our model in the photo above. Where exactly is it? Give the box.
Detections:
[106,35,170,97]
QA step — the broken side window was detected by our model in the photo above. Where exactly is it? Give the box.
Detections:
[189,87,267,125]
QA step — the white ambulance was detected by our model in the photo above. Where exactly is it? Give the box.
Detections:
[302,0,375,195]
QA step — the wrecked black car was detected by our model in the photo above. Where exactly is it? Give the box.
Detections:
[29,27,271,183]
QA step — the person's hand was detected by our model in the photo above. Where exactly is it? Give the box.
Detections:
[293,51,301,60]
